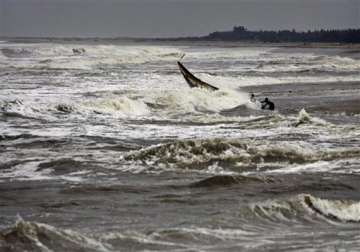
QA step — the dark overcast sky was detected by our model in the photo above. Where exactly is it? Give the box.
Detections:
[1,0,359,38]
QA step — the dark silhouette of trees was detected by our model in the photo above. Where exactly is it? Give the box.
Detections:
[201,26,360,43]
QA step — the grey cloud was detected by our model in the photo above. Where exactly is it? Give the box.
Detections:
[1,0,359,37]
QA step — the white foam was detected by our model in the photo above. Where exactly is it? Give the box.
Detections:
[188,46,274,61]
[294,108,328,126]
[250,194,360,224]
[268,158,360,175]
[267,161,332,174]
[84,96,150,117]
[12,219,111,252]
[101,230,180,248]
[0,99,57,121]
[152,226,255,240]
[304,194,360,222]
[0,161,52,181]
[0,43,185,74]
[150,87,249,113]
[0,159,90,182]
[204,162,237,175]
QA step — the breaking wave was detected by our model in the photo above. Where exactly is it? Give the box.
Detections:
[1,44,184,70]
[0,219,110,252]
[0,90,252,124]
[124,138,360,171]
[0,96,151,120]
[0,220,252,251]
[78,87,251,119]
[0,99,55,121]
[149,88,249,113]
[250,194,360,223]
[84,96,150,117]
[293,108,328,127]
[303,194,360,222]
[2,195,358,252]
[0,48,33,58]
[3,43,360,86]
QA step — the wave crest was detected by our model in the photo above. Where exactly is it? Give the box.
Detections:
[250,194,360,223]
[0,48,33,58]
[124,138,360,171]
[0,219,109,252]
[150,88,249,113]
[303,194,360,222]
[84,96,150,117]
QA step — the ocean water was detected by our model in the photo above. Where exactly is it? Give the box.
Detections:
[1,40,360,251]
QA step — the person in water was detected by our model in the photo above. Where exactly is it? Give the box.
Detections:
[261,97,275,110]
[250,93,256,103]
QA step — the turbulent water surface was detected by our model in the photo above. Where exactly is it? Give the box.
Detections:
[1,40,360,251]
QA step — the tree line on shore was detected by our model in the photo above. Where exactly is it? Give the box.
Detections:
[183,26,360,43]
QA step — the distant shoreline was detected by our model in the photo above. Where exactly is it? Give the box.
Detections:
[2,26,360,46]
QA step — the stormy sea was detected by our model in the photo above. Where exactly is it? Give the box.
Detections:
[1,39,360,251]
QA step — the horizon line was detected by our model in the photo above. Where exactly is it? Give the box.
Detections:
[1,26,360,40]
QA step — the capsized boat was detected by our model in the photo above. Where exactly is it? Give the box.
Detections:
[177,61,219,91]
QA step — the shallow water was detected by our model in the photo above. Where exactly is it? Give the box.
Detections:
[1,40,360,251]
